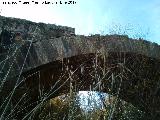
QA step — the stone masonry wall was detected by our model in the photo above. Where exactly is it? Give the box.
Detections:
[0,15,160,78]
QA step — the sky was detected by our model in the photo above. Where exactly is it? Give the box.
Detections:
[0,0,160,44]
[78,91,106,111]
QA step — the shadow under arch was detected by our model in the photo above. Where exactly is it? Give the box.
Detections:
[0,51,159,119]
[15,51,160,119]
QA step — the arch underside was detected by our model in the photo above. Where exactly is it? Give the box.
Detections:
[3,51,160,119]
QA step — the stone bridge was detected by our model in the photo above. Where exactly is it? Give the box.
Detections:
[0,16,160,119]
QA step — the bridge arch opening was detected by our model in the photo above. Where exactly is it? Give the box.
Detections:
[2,52,160,119]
